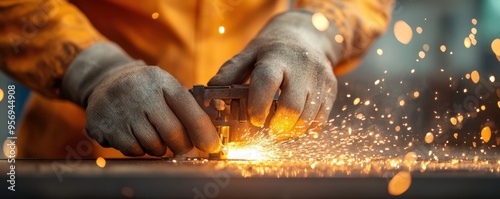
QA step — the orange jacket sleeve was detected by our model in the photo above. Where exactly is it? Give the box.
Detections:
[295,0,394,75]
[0,0,105,98]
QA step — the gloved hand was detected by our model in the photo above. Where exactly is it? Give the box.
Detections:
[209,11,342,140]
[61,43,220,156]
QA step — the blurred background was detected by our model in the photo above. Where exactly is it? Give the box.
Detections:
[1,0,499,159]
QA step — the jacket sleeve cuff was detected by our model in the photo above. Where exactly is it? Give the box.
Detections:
[61,42,144,108]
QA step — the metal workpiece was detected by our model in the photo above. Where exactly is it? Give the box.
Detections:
[191,85,278,159]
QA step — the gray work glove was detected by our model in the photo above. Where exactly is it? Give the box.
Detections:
[209,11,342,140]
[62,43,220,156]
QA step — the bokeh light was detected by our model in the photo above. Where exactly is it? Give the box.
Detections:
[491,38,500,55]
[471,70,480,84]
[96,157,106,168]
[394,20,413,44]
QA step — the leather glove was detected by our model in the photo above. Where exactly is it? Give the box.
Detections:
[61,43,220,156]
[209,11,342,140]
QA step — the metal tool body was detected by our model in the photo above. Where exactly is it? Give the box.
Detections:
[191,85,278,159]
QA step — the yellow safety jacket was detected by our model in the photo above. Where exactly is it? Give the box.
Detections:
[0,0,393,158]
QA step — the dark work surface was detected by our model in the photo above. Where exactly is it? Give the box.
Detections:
[1,159,499,199]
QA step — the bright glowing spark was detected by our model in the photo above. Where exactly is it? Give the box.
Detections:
[377,49,384,55]
[423,44,430,52]
[413,91,420,98]
[450,117,457,125]
[335,34,344,43]
[353,98,361,105]
[471,28,477,35]
[312,12,329,31]
[464,37,472,48]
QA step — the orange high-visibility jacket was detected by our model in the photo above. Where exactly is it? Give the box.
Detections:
[0,0,393,158]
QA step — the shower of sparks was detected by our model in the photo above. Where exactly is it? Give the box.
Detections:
[171,17,500,198]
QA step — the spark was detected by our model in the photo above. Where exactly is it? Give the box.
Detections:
[416,27,423,34]
[219,26,225,34]
[353,98,361,105]
[335,34,344,43]
[450,117,457,125]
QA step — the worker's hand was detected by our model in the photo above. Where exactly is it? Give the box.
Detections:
[62,43,220,156]
[209,11,341,140]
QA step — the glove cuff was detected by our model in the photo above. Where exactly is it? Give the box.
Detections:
[61,42,144,108]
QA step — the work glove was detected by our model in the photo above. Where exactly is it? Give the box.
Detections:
[209,11,342,140]
[61,43,220,156]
